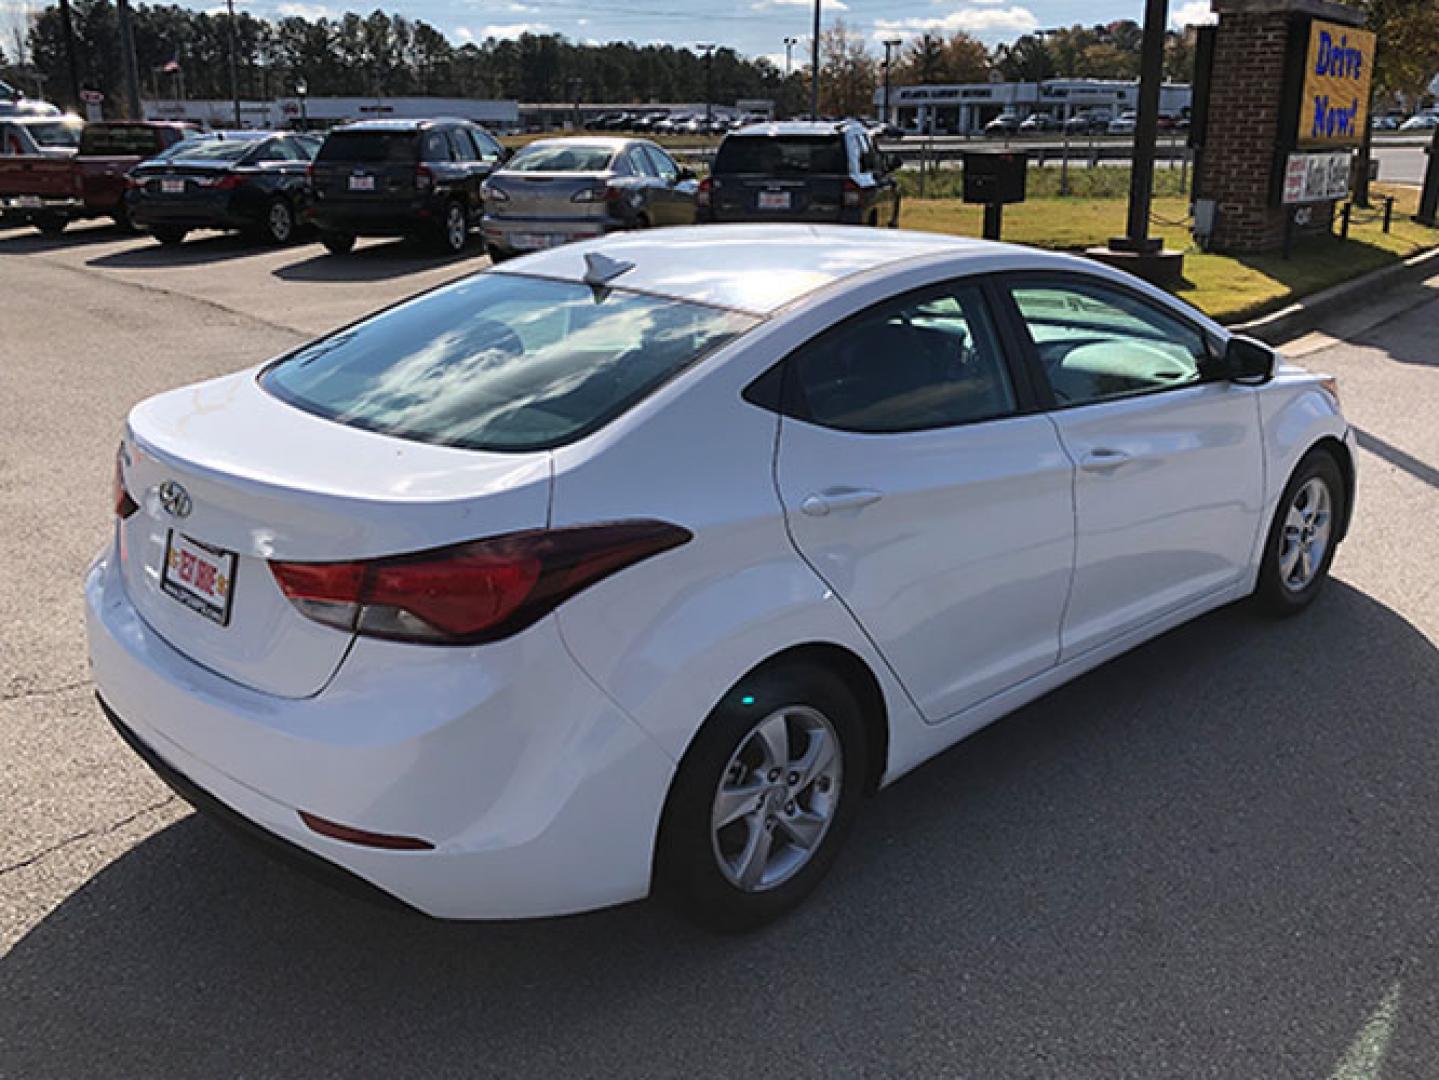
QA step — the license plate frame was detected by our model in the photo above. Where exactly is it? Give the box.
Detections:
[757,190,791,211]
[348,174,376,192]
[160,531,237,627]
[161,178,185,195]
[13,195,42,209]
[511,232,564,251]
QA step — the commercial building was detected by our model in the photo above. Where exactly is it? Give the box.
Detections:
[141,96,519,131]
[877,79,1193,134]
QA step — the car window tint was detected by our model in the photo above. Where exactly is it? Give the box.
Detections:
[260,274,757,453]
[643,144,678,182]
[712,135,847,175]
[317,131,416,164]
[1009,281,1208,407]
[471,129,503,162]
[784,284,1017,434]
[627,147,656,177]
[423,130,453,162]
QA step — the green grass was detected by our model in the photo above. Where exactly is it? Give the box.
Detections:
[900,183,1439,323]
[898,165,1191,201]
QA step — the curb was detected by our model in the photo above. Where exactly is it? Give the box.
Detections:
[1229,244,1439,343]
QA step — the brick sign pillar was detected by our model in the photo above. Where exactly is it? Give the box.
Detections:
[1192,0,1370,253]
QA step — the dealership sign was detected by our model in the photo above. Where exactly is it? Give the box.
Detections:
[1297,20,1375,148]
[1282,150,1352,204]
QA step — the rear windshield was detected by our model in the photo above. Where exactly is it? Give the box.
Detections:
[79,125,166,155]
[713,135,847,176]
[317,131,416,164]
[171,139,262,162]
[260,273,757,452]
[27,120,82,148]
[506,144,615,172]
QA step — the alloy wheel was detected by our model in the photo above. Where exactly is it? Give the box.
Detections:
[446,205,466,251]
[268,201,293,243]
[1279,476,1333,591]
[710,706,842,892]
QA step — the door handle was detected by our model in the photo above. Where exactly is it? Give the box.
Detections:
[1079,448,1133,473]
[800,487,884,517]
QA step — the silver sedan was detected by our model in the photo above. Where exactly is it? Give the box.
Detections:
[480,137,699,261]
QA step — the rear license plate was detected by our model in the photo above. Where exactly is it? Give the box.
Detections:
[348,174,376,192]
[161,531,237,627]
[758,191,791,210]
[161,178,185,195]
[512,232,564,250]
[13,195,41,209]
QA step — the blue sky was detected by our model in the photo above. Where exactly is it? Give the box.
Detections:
[228,0,1217,62]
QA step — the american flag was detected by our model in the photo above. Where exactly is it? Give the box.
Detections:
[161,56,182,74]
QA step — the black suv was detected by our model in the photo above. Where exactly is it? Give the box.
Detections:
[308,118,507,255]
[698,120,901,227]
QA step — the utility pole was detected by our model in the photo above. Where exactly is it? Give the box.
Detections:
[225,0,242,128]
[115,0,142,119]
[1415,121,1439,227]
[1110,0,1166,254]
[809,0,820,119]
[783,35,797,118]
[57,0,82,110]
[882,39,901,127]
[698,42,716,127]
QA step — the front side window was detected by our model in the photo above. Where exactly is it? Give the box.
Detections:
[779,283,1017,434]
[1008,279,1210,407]
[261,274,757,452]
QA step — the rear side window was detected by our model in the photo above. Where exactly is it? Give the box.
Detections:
[643,145,679,182]
[316,131,416,164]
[773,283,1017,434]
[78,125,163,155]
[27,121,82,148]
[260,273,757,452]
[713,135,847,176]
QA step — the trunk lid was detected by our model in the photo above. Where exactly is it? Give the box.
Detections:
[487,171,615,220]
[117,370,552,698]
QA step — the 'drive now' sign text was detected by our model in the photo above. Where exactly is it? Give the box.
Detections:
[1298,19,1376,148]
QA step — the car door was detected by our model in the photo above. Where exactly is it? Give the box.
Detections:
[1000,274,1265,659]
[641,144,695,225]
[768,278,1076,722]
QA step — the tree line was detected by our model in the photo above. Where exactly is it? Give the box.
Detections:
[0,0,1431,120]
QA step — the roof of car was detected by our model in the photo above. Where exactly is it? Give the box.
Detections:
[489,224,1010,316]
[729,120,862,138]
[335,118,464,132]
[515,136,636,151]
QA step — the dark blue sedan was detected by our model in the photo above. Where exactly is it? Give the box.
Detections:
[126,132,320,246]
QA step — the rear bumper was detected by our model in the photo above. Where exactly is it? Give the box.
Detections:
[84,541,677,919]
[700,205,866,226]
[0,194,84,219]
[480,214,618,252]
[308,200,432,236]
[129,193,255,231]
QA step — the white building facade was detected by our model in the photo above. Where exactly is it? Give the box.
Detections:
[142,96,519,131]
[878,79,1193,134]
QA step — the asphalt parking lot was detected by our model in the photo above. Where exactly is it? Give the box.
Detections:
[4,219,1439,1079]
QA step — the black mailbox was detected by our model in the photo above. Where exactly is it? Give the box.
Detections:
[963,150,1028,205]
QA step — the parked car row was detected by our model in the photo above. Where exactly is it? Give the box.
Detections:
[583,110,763,136]
[2,117,905,254]
[978,110,1186,138]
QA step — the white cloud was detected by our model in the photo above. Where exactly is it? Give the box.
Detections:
[1169,0,1215,25]
[480,20,551,38]
[276,2,333,18]
[872,6,1039,43]
[752,0,847,9]
[454,25,474,41]
[502,2,535,11]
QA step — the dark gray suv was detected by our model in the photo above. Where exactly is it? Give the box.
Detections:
[698,120,901,227]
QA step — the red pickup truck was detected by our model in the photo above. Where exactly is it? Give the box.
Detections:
[0,120,197,234]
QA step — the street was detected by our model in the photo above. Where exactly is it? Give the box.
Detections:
[4,220,1439,1078]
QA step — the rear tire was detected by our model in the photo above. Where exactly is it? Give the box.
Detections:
[112,205,137,233]
[436,200,468,254]
[656,661,867,932]
[321,231,355,256]
[35,215,66,236]
[1253,448,1346,616]
[152,225,187,246]
[263,197,296,245]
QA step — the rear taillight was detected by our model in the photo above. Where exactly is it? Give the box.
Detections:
[481,181,508,203]
[842,178,862,208]
[571,184,621,204]
[125,174,145,190]
[213,174,244,191]
[415,164,434,191]
[697,176,712,208]
[269,520,691,645]
[113,446,138,519]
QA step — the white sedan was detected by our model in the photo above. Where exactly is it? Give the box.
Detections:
[88,225,1355,930]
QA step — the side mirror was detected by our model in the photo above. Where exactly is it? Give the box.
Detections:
[1214,335,1276,383]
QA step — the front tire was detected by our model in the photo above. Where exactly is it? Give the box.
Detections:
[656,661,867,932]
[1254,448,1346,616]
[152,225,187,245]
